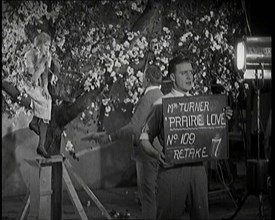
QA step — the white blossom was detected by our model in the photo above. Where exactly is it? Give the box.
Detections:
[131,3,137,10]
[163,27,170,33]
[180,32,192,42]
[105,105,111,113]
[102,98,110,106]
[127,32,134,41]
[127,66,134,75]
[114,60,121,68]
[234,81,239,89]
[210,11,214,17]
[186,19,192,25]
[124,41,130,48]
[111,71,116,77]
[65,140,74,152]
[205,30,209,38]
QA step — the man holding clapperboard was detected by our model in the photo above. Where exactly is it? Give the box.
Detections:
[140,55,233,219]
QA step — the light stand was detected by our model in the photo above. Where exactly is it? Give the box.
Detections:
[251,64,265,219]
[256,67,263,218]
[224,36,271,220]
[223,64,270,220]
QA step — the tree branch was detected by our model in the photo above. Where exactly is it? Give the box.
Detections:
[2,81,31,108]
[58,88,102,127]
[131,0,163,35]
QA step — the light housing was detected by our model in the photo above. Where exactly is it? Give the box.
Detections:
[236,41,246,71]
[235,37,272,80]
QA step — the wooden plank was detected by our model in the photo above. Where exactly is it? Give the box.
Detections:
[51,162,63,220]
[39,166,52,220]
[40,190,53,196]
[27,164,40,220]
[64,159,112,220]
[25,157,64,220]
[24,159,40,168]
[63,164,88,220]
[37,155,64,165]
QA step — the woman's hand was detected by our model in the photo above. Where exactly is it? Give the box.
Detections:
[42,87,51,99]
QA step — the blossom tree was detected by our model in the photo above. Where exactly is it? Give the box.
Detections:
[2,0,246,156]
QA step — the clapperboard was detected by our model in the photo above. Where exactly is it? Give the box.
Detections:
[163,94,229,165]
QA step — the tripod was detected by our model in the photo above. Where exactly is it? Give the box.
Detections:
[223,65,270,220]
[17,155,112,220]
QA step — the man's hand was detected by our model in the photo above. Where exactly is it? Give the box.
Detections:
[223,106,233,120]
[141,139,165,162]
[81,131,110,144]
[157,151,166,164]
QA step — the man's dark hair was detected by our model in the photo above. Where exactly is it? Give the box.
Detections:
[168,56,192,77]
[145,64,162,85]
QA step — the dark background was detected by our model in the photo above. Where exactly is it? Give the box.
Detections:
[245,0,273,36]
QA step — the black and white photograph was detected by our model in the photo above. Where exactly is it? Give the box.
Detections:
[2,0,272,219]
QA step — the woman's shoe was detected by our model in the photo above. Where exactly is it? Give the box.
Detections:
[37,147,50,158]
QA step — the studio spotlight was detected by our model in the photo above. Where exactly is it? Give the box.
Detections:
[235,36,271,80]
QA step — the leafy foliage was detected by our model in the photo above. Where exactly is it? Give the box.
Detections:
[2,0,247,123]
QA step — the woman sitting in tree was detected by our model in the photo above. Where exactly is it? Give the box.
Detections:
[23,32,52,158]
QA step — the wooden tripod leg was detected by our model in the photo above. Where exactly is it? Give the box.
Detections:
[16,191,30,220]
[63,164,88,220]
[64,159,112,220]
[27,161,40,220]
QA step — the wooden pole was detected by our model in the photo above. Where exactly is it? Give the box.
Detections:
[51,160,63,220]
[64,159,112,220]
[24,155,64,220]
[63,164,88,220]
